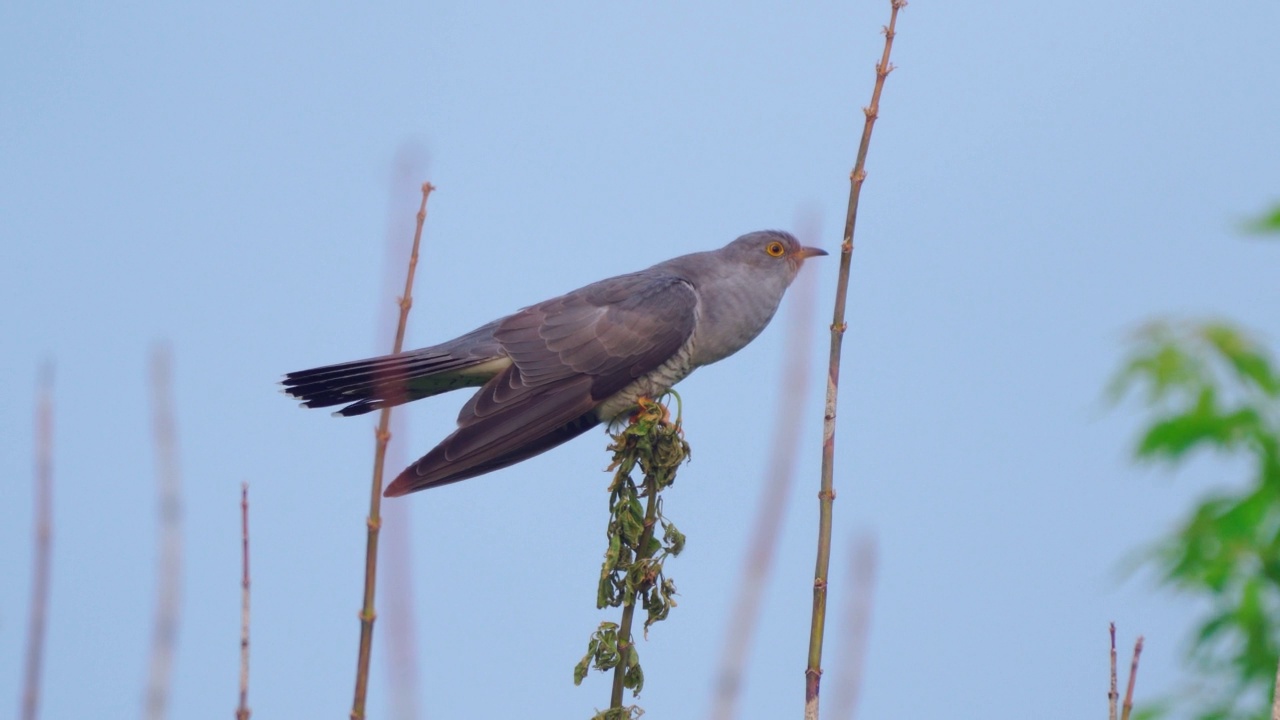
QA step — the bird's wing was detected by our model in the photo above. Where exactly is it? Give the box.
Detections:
[385,272,698,494]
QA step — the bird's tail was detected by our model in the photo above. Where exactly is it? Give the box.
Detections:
[283,341,508,417]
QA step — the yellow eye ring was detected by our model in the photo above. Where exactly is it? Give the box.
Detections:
[765,241,786,257]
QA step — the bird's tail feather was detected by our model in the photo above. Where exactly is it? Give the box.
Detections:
[283,349,504,417]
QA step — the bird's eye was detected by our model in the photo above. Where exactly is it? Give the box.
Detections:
[765,241,786,257]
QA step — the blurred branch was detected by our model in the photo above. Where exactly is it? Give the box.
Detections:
[146,345,184,720]
[710,216,819,720]
[351,181,435,720]
[380,146,425,720]
[21,364,54,720]
[806,2,905,718]
[237,483,251,720]
[830,535,877,720]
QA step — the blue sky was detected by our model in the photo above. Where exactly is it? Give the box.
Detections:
[2,2,1279,718]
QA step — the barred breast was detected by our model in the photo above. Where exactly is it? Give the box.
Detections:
[595,335,699,422]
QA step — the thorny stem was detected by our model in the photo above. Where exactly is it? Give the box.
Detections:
[806,2,905,718]
[351,182,435,720]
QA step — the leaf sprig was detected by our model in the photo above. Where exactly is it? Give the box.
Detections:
[1113,320,1280,720]
[575,394,690,718]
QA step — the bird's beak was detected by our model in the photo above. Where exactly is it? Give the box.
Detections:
[798,246,829,259]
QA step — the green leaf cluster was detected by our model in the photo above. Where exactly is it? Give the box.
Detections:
[597,415,688,624]
[1245,203,1280,236]
[1113,321,1280,720]
[574,622,643,717]
[575,395,691,711]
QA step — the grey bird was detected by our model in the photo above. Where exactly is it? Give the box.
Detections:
[283,230,826,496]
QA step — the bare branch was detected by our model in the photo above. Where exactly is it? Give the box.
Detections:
[1120,636,1144,720]
[1109,623,1118,720]
[806,2,906,717]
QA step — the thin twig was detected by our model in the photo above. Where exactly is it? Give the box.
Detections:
[146,345,184,720]
[710,216,820,720]
[830,536,877,720]
[806,2,905,718]
[1120,636,1144,720]
[1109,623,1118,720]
[21,364,54,720]
[351,181,435,720]
[236,484,251,720]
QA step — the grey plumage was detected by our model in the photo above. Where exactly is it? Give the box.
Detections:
[283,230,825,496]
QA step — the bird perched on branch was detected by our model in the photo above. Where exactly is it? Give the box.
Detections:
[283,230,826,496]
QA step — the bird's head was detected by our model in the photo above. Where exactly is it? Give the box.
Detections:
[722,230,828,284]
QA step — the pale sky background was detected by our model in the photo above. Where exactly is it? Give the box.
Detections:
[3,2,1279,719]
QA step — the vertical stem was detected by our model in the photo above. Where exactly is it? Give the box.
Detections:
[351,182,435,720]
[1120,636,1144,720]
[21,364,54,720]
[1108,623,1118,720]
[610,485,660,709]
[147,345,183,720]
[237,484,251,720]
[806,3,904,718]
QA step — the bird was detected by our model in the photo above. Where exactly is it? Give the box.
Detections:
[283,229,826,496]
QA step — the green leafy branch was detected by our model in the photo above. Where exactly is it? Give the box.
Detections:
[575,394,690,720]
[1112,320,1280,720]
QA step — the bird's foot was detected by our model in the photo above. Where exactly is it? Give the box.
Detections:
[631,395,672,427]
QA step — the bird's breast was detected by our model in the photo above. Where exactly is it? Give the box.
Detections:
[595,337,699,422]
[687,272,786,367]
